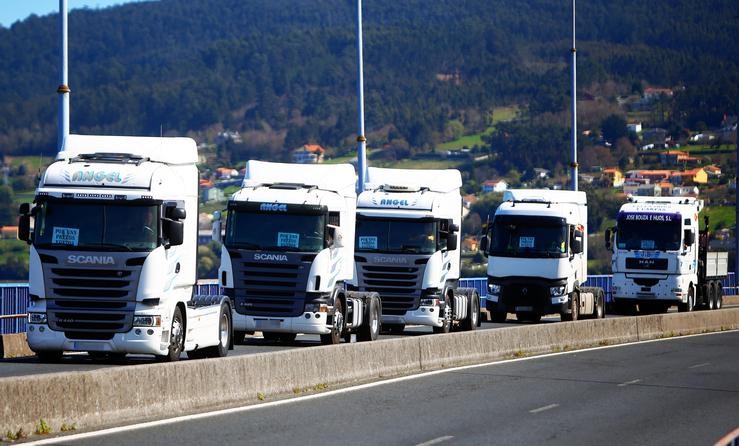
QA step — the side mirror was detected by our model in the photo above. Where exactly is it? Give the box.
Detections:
[18,203,31,243]
[167,207,186,220]
[211,211,222,243]
[449,220,459,233]
[479,235,489,253]
[446,235,458,251]
[684,230,695,246]
[571,229,584,254]
[164,219,184,247]
[605,228,612,250]
[329,226,344,249]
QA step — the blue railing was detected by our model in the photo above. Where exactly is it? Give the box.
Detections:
[2,273,737,335]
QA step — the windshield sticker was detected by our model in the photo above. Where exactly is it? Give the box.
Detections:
[277,232,300,248]
[359,236,378,250]
[52,227,80,246]
[640,240,655,250]
[519,236,535,248]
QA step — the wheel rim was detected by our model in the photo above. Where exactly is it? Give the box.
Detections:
[219,312,229,348]
[370,307,379,336]
[716,292,723,309]
[471,296,479,326]
[171,315,183,354]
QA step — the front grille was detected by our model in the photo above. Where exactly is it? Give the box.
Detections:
[40,252,142,335]
[355,258,427,315]
[625,258,668,270]
[500,283,548,308]
[231,252,312,317]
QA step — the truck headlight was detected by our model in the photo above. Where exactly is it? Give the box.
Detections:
[304,303,328,313]
[133,315,162,327]
[420,298,440,307]
[550,286,567,297]
[28,312,47,324]
[488,283,501,295]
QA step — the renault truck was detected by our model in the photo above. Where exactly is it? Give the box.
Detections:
[18,134,233,362]
[213,160,381,345]
[353,167,480,334]
[481,189,606,322]
[607,196,727,314]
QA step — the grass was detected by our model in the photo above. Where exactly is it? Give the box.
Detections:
[372,159,466,169]
[438,105,520,151]
[703,206,735,231]
[680,144,734,154]
[3,155,51,172]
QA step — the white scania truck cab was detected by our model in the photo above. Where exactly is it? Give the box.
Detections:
[18,135,233,362]
[214,160,381,345]
[353,167,480,334]
[607,196,727,314]
[481,189,605,323]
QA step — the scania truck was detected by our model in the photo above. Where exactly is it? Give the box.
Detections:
[213,160,381,345]
[353,167,480,333]
[607,196,727,313]
[481,189,605,322]
[18,134,233,362]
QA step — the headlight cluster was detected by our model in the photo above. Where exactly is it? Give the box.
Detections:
[28,312,47,324]
[420,298,440,307]
[488,283,501,295]
[133,315,162,327]
[304,303,329,313]
[549,286,567,297]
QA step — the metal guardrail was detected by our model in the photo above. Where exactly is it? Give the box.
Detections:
[2,273,737,335]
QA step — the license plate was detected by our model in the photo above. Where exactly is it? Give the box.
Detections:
[255,319,282,329]
[73,341,108,351]
[515,306,533,312]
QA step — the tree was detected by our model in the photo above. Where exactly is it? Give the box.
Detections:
[0,185,15,226]
[601,115,628,143]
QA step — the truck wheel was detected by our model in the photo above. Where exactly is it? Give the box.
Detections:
[595,290,605,319]
[701,284,711,310]
[491,311,507,323]
[715,283,723,309]
[433,295,452,334]
[157,306,184,362]
[561,292,579,321]
[460,290,479,331]
[320,298,344,345]
[706,283,716,311]
[358,295,380,342]
[204,303,231,358]
[678,286,695,313]
[36,350,63,363]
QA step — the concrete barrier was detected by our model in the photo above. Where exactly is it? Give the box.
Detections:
[0,333,34,359]
[1,308,738,437]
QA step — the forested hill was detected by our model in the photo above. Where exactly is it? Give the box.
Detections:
[0,0,736,158]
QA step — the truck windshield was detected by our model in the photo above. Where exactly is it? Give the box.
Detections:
[616,212,682,251]
[33,200,159,251]
[489,215,567,258]
[356,217,439,254]
[225,208,326,253]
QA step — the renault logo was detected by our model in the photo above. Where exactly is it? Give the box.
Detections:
[522,288,528,295]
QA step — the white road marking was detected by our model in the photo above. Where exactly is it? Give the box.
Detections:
[415,435,454,446]
[529,403,559,414]
[23,329,739,445]
[618,379,641,387]
[689,362,710,369]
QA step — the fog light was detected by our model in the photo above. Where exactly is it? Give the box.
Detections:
[488,283,501,295]
[147,329,154,336]
[39,326,45,332]
[135,329,142,335]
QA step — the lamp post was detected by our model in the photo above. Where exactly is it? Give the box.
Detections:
[570,0,578,191]
[355,0,367,193]
[57,0,70,152]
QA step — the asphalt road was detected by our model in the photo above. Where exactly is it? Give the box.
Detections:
[34,330,739,446]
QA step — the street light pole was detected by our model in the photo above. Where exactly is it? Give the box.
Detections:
[57,0,70,152]
[570,0,578,191]
[355,0,367,193]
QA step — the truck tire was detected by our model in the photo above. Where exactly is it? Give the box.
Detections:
[491,311,507,323]
[701,284,711,310]
[715,283,723,309]
[433,294,452,334]
[157,306,184,362]
[595,289,605,319]
[706,283,716,310]
[204,303,231,358]
[678,285,695,313]
[460,290,479,331]
[36,350,63,363]
[321,298,344,345]
[613,300,637,316]
[561,292,579,322]
[358,294,380,342]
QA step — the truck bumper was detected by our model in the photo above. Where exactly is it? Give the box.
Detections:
[26,324,168,356]
[612,274,684,303]
[233,312,332,335]
[381,305,444,328]
[486,294,569,315]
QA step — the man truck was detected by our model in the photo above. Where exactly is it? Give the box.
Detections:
[481,189,605,322]
[353,167,480,334]
[18,135,232,362]
[213,160,381,345]
[607,196,727,313]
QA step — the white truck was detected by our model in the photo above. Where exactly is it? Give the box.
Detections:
[481,189,606,322]
[606,196,727,314]
[18,134,233,362]
[213,160,381,344]
[353,167,480,333]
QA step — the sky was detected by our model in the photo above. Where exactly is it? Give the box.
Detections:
[0,1,146,28]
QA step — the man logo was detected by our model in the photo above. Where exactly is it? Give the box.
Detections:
[260,203,288,212]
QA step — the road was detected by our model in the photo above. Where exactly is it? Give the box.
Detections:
[28,330,739,445]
